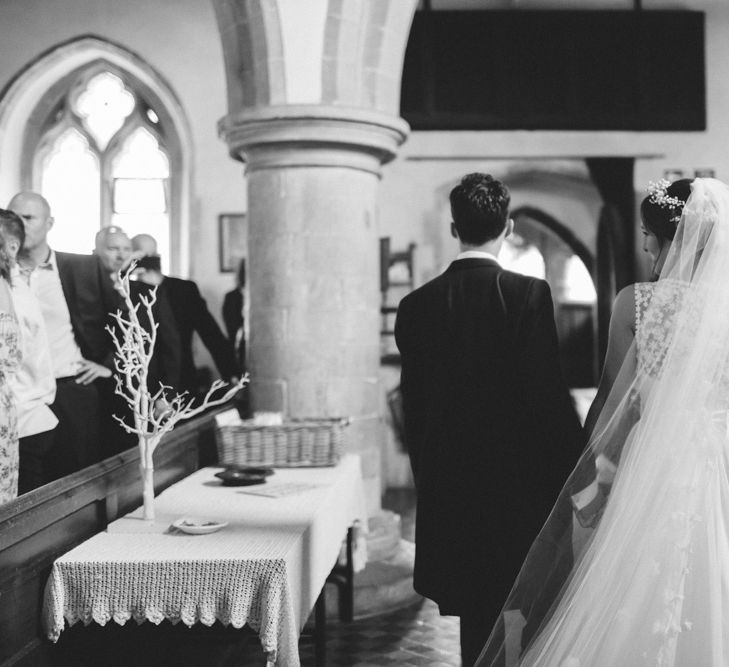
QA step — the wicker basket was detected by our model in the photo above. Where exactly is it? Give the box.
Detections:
[215,418,349,468]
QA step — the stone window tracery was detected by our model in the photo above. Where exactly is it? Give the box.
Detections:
[30,66,172,269]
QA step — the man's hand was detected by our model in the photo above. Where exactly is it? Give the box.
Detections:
[75,359,112,385]
[154,398,173,421]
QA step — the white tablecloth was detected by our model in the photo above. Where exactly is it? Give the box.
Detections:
[42,455,367,666]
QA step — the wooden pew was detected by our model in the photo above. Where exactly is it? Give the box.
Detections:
[0,407,224,667]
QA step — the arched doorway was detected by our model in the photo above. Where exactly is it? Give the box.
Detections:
[500,206,597,387]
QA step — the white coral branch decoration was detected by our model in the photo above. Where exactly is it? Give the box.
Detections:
[107,265,248,520]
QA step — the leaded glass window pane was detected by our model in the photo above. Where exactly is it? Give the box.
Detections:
[34,67,172,266]
[113,179,167,215]
[42,128,101,253]
[73,72,135,150]
[112,127,169,178]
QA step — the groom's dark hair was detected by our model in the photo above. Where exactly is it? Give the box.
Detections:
[450,173,510,245]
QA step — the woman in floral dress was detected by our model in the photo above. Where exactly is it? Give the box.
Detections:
[0,229,20,504]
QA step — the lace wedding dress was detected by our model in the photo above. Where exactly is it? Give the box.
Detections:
[477,178,729,667]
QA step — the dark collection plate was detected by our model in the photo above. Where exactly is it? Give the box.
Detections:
[223,465,275,477]
[215,466,274,487]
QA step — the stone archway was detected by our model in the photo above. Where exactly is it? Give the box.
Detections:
[211,0,420,616]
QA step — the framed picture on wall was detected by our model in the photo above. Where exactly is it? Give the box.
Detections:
[218,213,247,273]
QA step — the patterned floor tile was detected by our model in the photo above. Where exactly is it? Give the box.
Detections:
[295,597,460,666]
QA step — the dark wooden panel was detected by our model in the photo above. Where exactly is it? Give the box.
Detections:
[401,10,705,131]
[0,407,226,667]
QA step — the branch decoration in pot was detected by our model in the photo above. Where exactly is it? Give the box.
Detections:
[107,265,248,522]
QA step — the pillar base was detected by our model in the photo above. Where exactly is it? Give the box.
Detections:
[325,510,418,621]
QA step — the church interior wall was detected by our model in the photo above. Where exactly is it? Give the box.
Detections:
[0,0,725,379]
[384,0,729,286]
[0,0,245,375]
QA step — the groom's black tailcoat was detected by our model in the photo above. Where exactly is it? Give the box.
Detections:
[395,258,583,617]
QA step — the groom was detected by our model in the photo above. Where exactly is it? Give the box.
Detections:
[395,173,583,666]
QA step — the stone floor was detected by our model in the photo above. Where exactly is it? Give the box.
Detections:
[56,597,461,667]
[296,598,460,666]
[275,488,462,666]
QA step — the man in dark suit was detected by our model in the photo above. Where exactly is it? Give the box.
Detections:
[9,192,118,474]
[131,234,238,396]
[222,258,247,376]
[93,227,182,455]
[394,173,583,666]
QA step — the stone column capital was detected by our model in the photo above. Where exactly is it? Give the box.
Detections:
[218,105,410,175]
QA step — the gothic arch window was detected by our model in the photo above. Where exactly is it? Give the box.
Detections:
[24,61,180,271]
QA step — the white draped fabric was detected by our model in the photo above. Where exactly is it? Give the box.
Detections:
[477,178,729,666]
[42,455,367,666]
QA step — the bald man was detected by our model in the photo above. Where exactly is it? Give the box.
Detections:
[9,192,119,476]
[94,225,133,277]
[94,227,182,453]
[131,232,157,260]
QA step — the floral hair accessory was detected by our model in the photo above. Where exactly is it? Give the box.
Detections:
[647,179,686,223]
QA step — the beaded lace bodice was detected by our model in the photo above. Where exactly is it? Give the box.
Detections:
[635,279,729,407]
[634,281,686,379]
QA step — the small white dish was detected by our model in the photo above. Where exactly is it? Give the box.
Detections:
[172,517,228,535]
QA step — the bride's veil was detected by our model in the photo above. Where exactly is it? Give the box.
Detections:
[476,178,729,666]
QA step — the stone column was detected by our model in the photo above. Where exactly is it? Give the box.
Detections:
[213,0,417,517]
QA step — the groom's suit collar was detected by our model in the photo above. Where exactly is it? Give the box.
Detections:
[456,250,500,263]
[447,255,501,272]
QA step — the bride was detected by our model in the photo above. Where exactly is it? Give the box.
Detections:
[476,177,729,666]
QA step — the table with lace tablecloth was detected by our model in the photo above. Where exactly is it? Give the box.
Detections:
[42,454,367,667]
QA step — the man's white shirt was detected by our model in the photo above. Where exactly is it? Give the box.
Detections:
[9,264,57,438]
[25,250,84,378]
[455,250,501,263]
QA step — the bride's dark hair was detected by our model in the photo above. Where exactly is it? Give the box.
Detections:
[640,178,694,243]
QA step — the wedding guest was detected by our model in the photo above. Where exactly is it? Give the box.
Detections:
[94,227,181,454]
[0,211,58,493]
[222,258,247,375]
[395,173,583,666]
[131,233,237,396]
[0,217,20,504]
[9,192,115,473]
